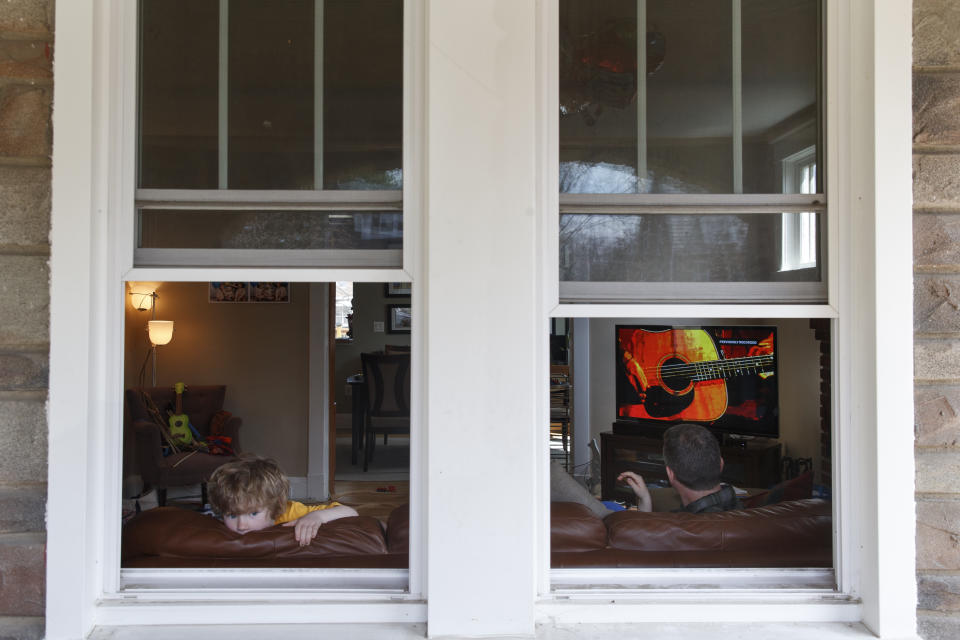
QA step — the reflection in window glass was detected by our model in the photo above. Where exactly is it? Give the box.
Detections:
[559,0,820,194]
[138,210,402,250]
[139,0,219,189]
[646,0,733,194]
[228,0,315,189]
[138,0,403,191]
[324,0,404,190]
[559,0,639,193]
[781,146,818,271]
[742,0,820,194]
[560,213,821,282]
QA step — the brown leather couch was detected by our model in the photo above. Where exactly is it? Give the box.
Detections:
[552,499,832,568]
[122,506,409,568]
[122,500,829,569]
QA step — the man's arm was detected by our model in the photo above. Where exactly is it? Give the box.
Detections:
[616,471,652,512]
[282,505,359,546]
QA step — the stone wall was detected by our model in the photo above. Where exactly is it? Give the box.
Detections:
[0,1,51,639]
[915,1,960,639]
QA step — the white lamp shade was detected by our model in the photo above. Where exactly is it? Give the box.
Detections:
[129,289,155,311]
[148,320,174,346]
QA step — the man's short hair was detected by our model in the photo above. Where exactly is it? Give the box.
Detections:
[662,423,723,490]
[207,454,289,519]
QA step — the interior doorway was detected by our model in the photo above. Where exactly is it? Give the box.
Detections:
[326,282,411,520]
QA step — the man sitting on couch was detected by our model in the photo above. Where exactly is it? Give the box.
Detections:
[618,423,741,513]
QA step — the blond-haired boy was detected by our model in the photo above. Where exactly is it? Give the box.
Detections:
[207,455,358,546]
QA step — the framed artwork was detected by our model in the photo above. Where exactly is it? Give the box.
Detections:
[385,282,412,297]
[209,282,249,303]
[249,282,290,303]
[387,304,412,333]
[209,282,289,303]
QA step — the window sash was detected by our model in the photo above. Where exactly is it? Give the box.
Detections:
[559,1,825,304]
[136,0,404,269]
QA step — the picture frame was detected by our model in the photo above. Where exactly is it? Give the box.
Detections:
[249,282,290,303]
[385,282,412,297]
[209,282,290,303]
[386,304,412,333]
[208,282,250,303]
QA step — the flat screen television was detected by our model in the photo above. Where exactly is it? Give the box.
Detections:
[615,325,779,438]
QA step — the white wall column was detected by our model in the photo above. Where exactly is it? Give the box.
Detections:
[307,283,330,500]
[846,0,915,636]
[424,0,538,635]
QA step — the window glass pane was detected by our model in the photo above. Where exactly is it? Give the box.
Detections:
[228,0,315,189]
[549,317,833,573]
[324,0,404,190]
[646,0,733,194]
[559,0,821,195]
[139,210,402,250]
[139,0,220,189]
[741,0,820,194]
[559,212,820,282]
[559,0,639,193]
[121,281,411,575]
[138,0,403,191]
[560,0,734,194]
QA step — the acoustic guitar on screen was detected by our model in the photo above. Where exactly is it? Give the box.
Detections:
[618,328,775,422]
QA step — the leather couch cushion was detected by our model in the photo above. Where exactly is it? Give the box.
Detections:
[604,498,832,553]
[122,507,387,562]
[551,502,608,552]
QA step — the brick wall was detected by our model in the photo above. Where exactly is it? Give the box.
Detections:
[915,1,960,639]
[0,1,51,639]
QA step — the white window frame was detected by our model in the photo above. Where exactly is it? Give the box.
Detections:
[536,0,916,636]
[47,0,915,637]
[48,0,425,633]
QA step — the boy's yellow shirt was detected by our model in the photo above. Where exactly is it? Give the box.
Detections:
[274,500,341,525]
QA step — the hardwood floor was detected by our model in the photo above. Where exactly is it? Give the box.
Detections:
[332,480,409,523]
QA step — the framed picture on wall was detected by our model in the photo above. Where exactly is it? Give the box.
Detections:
[209,282,250,303]
[385,282,412,297]
[208,282,290,303]
[249,282,290,303]
[387,304,411,333]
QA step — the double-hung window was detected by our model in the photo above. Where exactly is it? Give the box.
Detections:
[551,0,835,593]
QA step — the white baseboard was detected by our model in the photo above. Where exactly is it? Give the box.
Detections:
[288,475,330,502]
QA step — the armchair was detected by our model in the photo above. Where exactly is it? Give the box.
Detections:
[125,385,242,506]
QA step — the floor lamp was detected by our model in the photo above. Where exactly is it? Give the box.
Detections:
[130,289,174,386]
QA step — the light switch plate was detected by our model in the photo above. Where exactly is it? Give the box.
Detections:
[373,321,385,333]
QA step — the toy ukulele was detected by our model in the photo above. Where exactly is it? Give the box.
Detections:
[167,382,194,447]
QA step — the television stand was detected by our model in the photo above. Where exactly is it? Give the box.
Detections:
[599,430,782,501]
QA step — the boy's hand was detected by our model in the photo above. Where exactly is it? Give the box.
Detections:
[282,505,359,546]
[283,510,326,546]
